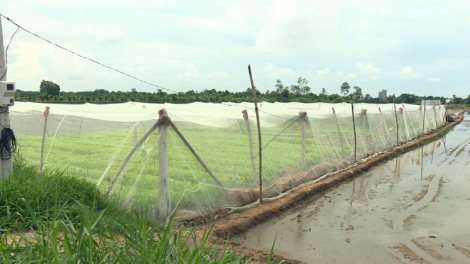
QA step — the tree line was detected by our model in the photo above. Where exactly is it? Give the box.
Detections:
[13,78,470,105]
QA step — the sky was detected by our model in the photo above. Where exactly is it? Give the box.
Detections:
[0,0,469,98]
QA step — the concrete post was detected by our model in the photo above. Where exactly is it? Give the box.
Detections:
[0,18,13,178]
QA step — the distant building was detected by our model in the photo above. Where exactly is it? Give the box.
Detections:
[421,99,441,105]
[378,89,387,101]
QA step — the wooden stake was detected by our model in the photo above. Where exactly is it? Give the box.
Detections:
[393,98,399,146]
[299,111,307,170]
[158,116,168,223]
[242,110,257,184]
[351,103,357,162]
[248,65,263,204]
[422,98,427,134]
[40,106,50,172]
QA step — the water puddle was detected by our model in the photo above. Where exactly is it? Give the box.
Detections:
[235,113,470,263]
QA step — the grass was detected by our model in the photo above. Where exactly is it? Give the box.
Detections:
[0,159,285,263]
[14,110,441,219]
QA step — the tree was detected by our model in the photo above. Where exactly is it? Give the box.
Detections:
[14,90,21,101]
[40,93,50,102]
[340,82,350,97]
[274,79,286,101]
[321,88,328,96]
[352,86,363,101]
[39,80,60,96]
[297,77,310,96]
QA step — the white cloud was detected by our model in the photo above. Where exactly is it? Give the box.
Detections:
[260,63,297,80]
[254,0,342,54]
[347,73,357,80]
[1,0,470,97]
[355,62,381,80]
[399,67,421,79]
[317,68,331,78]
[225,6,247,19]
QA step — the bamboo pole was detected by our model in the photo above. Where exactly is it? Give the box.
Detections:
[351,103,357,162]
[40,106,50,172]
[422,98,427,134]
[248,65,263,204]
[393,98,399,146]
[299,111,307,170]
[332,107,344,155]
[242,110,257,184]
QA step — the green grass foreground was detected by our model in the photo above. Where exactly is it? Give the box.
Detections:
[0,159,283,263]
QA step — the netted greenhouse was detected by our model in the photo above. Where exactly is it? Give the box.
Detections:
[10,101,447,222]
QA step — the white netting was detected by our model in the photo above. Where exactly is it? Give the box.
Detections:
[10,101,447,221]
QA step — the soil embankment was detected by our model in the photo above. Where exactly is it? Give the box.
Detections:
[188,109,468,263]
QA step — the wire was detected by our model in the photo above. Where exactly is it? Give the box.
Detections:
[0,18,19,81]
[221,103,291,120]
[0,14,179,94]
[0,127,16,160]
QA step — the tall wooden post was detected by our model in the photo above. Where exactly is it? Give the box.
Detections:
[0,18,13,178]
[351,103,357,162]
[299,111,307,170]
[248,65,263,204]
[393,98,399,146]
[40,106,50,172]
[158,110,169,224]
[242,110,257,184]
[422,98,427,134]
[332,107,344,155]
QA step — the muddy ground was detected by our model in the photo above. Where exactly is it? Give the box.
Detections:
[230,111,470,263]
[185,109,469,263]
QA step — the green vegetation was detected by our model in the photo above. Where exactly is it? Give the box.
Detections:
[16,118,337,215]
[15,78,470,104]
[0,159,283,263]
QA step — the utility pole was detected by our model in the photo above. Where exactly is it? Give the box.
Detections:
[0,17,14,179]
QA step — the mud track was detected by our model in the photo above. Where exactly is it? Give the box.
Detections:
[183,108,468,263]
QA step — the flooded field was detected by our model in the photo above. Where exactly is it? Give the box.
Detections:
[235,112,470,263]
